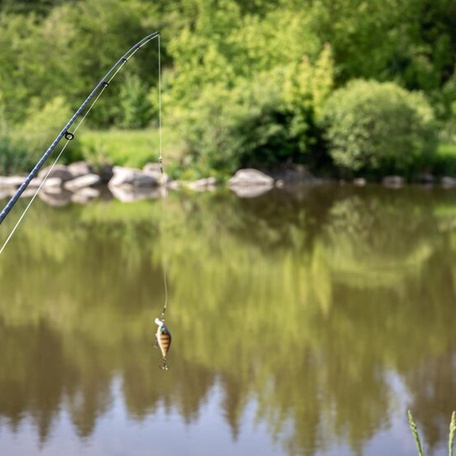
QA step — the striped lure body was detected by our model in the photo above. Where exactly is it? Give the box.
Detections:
[155,318,172,360]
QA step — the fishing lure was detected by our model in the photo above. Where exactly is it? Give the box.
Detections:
[155,318,172,370]
[0,31,162,254]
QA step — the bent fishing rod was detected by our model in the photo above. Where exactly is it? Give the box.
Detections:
[0,31,161,226]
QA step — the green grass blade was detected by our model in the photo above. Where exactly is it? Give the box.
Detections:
[449,411,456,456]
[408,410,425,456]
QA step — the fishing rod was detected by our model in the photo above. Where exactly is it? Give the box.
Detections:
[0,31,161,226]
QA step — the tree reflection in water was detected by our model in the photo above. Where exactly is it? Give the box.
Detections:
[1,186,456,455]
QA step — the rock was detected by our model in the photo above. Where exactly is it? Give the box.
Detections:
[109,186,162,202]
[19,188,38,198]
[184,177,218,191]
[382,175,404,188]
[0,176,62,190]
[39,183,65,194]
[71,187,100,204]
[228,169,274,188]
[0,176,26,187]
[64,174,101,191]
[143,163,169,185]
[109,166,159,188]
[168,180,181,190]
[230,185,273,198]
[38,165,73,183]
[441,176,456,188]
[28,177,62,188]
[353,178,367,187]
[42,177,63,188]
[38,189,73,207]
[67,161,93,178]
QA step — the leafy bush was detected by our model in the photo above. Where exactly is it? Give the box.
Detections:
[166,38,334,176]
[167,73,317,177]
[322,80,438,176]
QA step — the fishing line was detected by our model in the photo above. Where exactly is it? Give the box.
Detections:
[154,32,172,369]
[0,31,161,253]
[157,33,169,322]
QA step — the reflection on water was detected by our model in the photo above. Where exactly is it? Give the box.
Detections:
[1,185,456,455]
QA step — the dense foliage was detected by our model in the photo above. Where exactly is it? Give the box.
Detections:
[0,0,454,176]
[322,80,438,176]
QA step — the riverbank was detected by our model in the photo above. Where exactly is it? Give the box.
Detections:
[79,129,456,181]
[3,159,456,208]
[1,129,456,206]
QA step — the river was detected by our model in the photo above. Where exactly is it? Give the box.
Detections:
[0,184,455,456]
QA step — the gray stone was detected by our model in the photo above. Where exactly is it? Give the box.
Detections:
[109,166,158,188]
[109,186,162,202]
[228,168,274,188]
[28,177,62,188]
[38,165,73,183]
[230,185,273,198]
[143,162,169,185]
[42,177,63,188]
[353,178,367,187]
[0,176,26,187]
[71,187,100,204]
[382,175,404,188]
[184,177,218,191]
[67,161,93,178]
[64,174,101,191]
[441,176,456,188]
[38,189,72,207]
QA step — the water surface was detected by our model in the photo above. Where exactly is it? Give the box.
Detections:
[0,185,456,456]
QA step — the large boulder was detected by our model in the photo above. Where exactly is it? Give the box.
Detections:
[108,166,159,188]
[228,168,274,188]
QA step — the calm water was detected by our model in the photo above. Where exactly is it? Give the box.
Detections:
[0,184,456,456]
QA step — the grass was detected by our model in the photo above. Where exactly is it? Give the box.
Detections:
[79,130,456,180]
[79,128,165,169]
[408,410,456,456]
